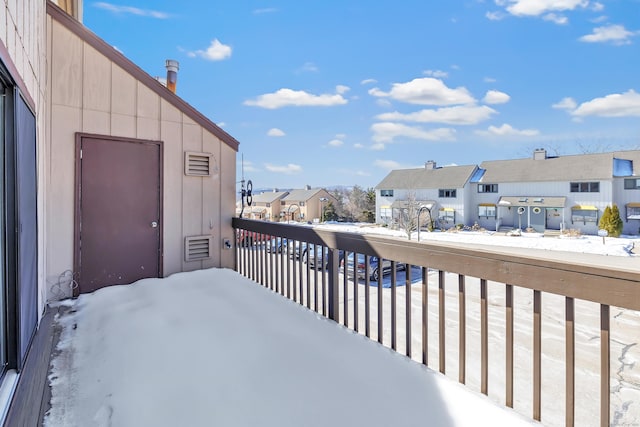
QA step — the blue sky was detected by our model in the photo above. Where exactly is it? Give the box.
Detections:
[84,1,640,190]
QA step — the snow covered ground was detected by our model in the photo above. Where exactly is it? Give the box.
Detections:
[45,268,536,427]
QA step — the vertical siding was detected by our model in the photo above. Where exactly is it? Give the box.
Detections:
[181,119,203,272]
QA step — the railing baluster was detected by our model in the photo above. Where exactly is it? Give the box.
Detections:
[291,241,296,301]
[422,266,428,366]
[439,270,445,374]
[406,264,412,358]
[353,255,359,333]
[506,284,514,408]
[321,247,327,316]
[313,244,318,312]
[566,296,575,427]
[533,289,542,421]
[280,241,286,296]
[328,248,339,322]
[391,261,397,351]
[344,252,351,327]
[365,258,370,338]
[481,278,488,394]
[601,304,610,427]
[459,274,466,384]
[286,240,291,298]
[306,245,315,310]
[299,243,304,304]
[377,256,383,345]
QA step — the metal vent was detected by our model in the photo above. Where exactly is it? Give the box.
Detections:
[185,152,212,176]
[185,235,213,261]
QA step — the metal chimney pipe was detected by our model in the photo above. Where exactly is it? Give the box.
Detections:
[165,59,179,93]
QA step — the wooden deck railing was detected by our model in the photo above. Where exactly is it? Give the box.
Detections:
[232,218,640,427]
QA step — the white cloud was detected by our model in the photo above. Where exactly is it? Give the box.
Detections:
[217,121,226,128]
[267,128,285,137]
[579,24,637,45]
[93,2,170,18]
[336,85,350,95]
[502,0,589,17]
[335,133,346,139]
[543,13,568,24]
[328,139,344,147]
[376,105,497,125]
[361,78,377,85]
[253,8,277,14]
[371,122,456,143]
[483,90,511,104]
[244,88,348,109]
[374,159,402,170]
[476,123,540,136]
[354,143,365,149]
[369,78,475,106]
[264,163,302,174]
[484,76,497,83]
[239,160,259,173]
[590,15,607,23]
[187,39,232,61]
[376,98,392,108]
[297,62,319,73]
[423,69,449,78]
[591,2,604,12]
[572,90,640,117]
[486,11,505,20]
[552,97,577,110]
[371,143,386,151]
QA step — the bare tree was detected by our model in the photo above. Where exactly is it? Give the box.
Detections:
[396,192,422,240]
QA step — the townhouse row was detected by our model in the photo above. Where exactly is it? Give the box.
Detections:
[375,149,640,236]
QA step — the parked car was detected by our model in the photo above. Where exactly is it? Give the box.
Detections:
[267,237,288,253]
[285,240,307,260]
[237,230,268,247]
[341,253,405,282]
[303,245,344,270]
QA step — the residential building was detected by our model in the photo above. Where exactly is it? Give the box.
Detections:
[375,149,640,235]
[237,189,289,221]
[281,186,336,223]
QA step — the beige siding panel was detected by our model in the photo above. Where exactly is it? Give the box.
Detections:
[5,17,15,64]
[111,63,135,115]
[136,82,160,119]
[47,103,81,297]
[182,122,203,271]
[82,109,110,135]
[111,112,135,138]
[219,143,236,269]
[161,120,183,276]
[137,117,160,141]
[201,132,221,269]
[160,98,181,123]
[51,21,82,107]
[82,43,111,112]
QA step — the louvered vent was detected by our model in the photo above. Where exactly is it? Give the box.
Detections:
[185,235,213,261]
[184,152,212,176]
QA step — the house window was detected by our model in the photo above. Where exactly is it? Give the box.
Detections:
[439,189,457,198]
[570,182,599,193]
[571,207,599,224]
[266,203,270,208]
[438,208,455,224]
[380,206,392,219]
[478,184,498,193]
[627,204,640,220]
[624,178,640,189]
[380,189,393,197]
[478,205,496,218]
[299,201,305,207]
[281,201,286,205]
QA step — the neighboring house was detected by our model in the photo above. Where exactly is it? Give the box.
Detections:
[281,186,336,222]
[375,149,640,235]
[237,189,289,220]
[0,1,239,418]
[375,161,478,229]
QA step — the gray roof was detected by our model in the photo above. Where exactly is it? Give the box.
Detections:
[376,165,478,190]
[283,188,323,202]
[252,191,289,204]
[480,151,640,183]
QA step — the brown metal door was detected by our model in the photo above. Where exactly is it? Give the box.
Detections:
[76,136,162,293]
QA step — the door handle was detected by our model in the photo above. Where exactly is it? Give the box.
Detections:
[151,221,158,228]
